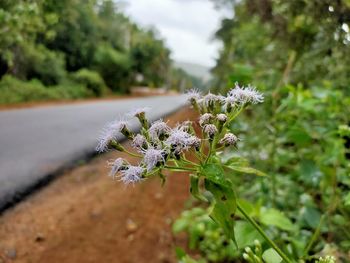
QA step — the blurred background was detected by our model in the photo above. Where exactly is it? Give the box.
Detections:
[1,0,350,262]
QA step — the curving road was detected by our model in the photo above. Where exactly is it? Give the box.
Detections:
[0,95,187,210]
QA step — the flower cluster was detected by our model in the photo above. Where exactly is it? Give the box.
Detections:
[97,84,263,185]
[96,107,201,184]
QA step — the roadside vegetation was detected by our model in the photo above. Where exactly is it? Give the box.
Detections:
[170,1,350,262]
[0,0,200,105]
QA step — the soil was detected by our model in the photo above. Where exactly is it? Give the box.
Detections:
[0,108,198,263]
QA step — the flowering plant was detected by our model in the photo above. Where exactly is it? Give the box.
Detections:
[97,84,295,262]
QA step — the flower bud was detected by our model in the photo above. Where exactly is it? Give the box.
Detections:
[219,133,238,146]
[109,140,125,152]
[204,124,218,140]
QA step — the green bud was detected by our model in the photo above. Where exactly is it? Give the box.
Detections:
[109,140,125,152]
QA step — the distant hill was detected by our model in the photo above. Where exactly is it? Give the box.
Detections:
[174,61,212,82]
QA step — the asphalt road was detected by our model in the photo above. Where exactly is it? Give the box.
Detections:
[0,95,187,209]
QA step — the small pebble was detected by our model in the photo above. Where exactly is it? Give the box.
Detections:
[35,233,45,242]
[126,219,138,232]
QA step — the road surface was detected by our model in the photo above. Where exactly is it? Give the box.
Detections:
[0,95,187,210]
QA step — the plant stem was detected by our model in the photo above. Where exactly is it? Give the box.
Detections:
[124,149,142,158]
[237,203,293,263]
[163,165,197,172]
[303,214,325,256]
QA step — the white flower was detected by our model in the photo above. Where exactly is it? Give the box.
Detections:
[128,107,151,117]
[204,124,218,136]
[223,94,238,108]
[96,119,127,152]
[187,136,201,149]
[185,88,202,102]
[132,134,148,151]
[149,119,171,140]
[217,114,227,122]
[177,121,192,132]
[219,133,238,146]
[228,84,264,104]
[143,148,166,171]
[203,92,222,107]
[108,158,126,178]
[166,128,195,153]
[199,113,213,127]
[120,165,144,185]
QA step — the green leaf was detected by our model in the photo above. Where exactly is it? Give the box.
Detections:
[302,206,321,229]
[204,179,237,246]
[260,208,295,231]
[172,218,188,233]
[189,175,207,202]
[235,221,262,248]
[224,156,249,167]
[344,192,350,206]
[175,247,186,260]
[226,165,267,176]
[200,163,230,187]
[262,248,282,263]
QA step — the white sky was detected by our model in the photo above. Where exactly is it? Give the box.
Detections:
[124,0,229,67]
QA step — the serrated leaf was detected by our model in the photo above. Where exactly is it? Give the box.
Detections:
[226,165,267,176]
[204,179,237,246]
[262,248,282,263]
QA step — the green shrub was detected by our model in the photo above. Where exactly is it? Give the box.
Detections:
[18,44,67,85]
[71,69,107,97]
[0,75,91,104]
[93,43,131,93]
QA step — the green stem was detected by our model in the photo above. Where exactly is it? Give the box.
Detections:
[124,149,142,158]
[163,165,197,172]
[237,203,293,263]
[303,214,325,256]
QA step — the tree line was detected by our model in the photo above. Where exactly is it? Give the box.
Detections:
[0,0,198,104]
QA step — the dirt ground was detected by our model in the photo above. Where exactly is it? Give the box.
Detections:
[0,108,198,263]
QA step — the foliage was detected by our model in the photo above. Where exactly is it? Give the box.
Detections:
[93,43,132,92]
[174,1,350,262]
[0,75,91,104]
[212,0,350,91]
[72,68,107,97]
[173,207,236,262]
[0,0,197,104]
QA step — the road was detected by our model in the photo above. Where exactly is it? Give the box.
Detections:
[0,95,187,209]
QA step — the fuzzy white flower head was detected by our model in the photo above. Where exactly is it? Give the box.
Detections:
[199,113,213,127]
[177,120,192,132]
[149,119,171,140]
[185,88,202,102]
[229,84,264,104]
[217,113,227,122]
[219,133,238,146]
[96,119,127,152]
[166,128,194,153]
[108,158,126,178]
[128,107,151,117]
[187,136,201,149]
[132,134,147,151]
[204,124,218,136]
[120,165,144,185]
[143,148,166,171]
[223,94,238,108]
[203,92,222,107]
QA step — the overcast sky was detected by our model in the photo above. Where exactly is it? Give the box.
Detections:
[124,0,229,67]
